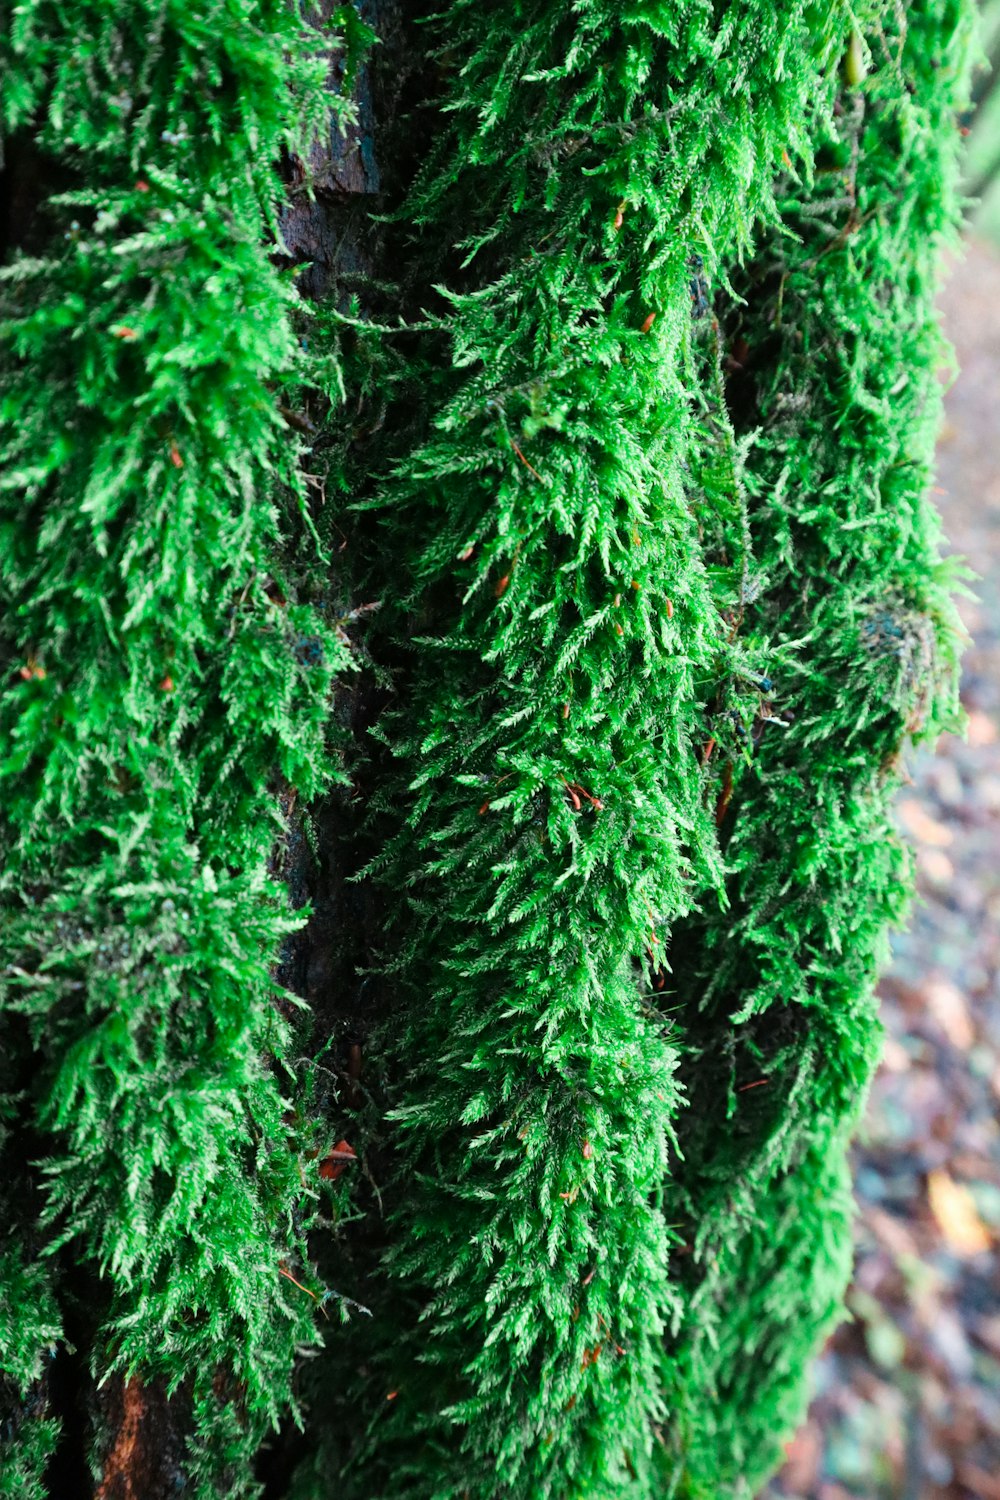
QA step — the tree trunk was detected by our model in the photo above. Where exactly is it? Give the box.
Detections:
[0,2,974,1497]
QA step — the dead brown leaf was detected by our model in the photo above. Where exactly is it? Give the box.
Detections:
[862,1204,920,1261]
[897,796,955,847]
[966,709,999,748]
[780,1423,821,1492]
[922,976,976,1050]
[957,1460,1000,1500]
[916,847,955,885]
[927,1169,993,1255]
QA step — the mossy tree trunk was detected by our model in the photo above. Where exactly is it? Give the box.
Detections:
[0,2,974,1498]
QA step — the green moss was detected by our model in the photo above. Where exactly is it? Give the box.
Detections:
[286,1,971,1497]
[657,6,973,1486]
[0,1244,61,1500]
[1,1,362,1486]
[0,0,974,1495]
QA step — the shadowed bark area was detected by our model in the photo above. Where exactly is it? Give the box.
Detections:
[0,135,73,261]
[273,0,409,1019]
[280,0,382,300]
[92,1379,189,1500]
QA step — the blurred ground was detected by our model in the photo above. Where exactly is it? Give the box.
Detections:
[765,237,1000,1500]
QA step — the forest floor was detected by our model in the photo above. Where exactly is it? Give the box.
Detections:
[765,236,1000,1500]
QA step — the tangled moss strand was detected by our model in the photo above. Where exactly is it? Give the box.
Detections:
[282,2,971,1498]
[0,0,975,1494]
[1,1,362,1487]
[656,1,974,1490]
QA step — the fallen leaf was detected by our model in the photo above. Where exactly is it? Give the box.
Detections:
[862,1204,919,1261]
[917,847,955,885]
[927,1169,993,1255]
[971,1313,1000,1359]
[967,1178,1000,1229]
[957,1460,1000,1500]
[779,1422,821,1491]
[966,709,998,747]
[897,796,954,847]
[848,1286,907,1370]
[880,1037,911,1073]
[319,1139,357,1181]
[922,975,976,1049]
[925,1303,975,1380]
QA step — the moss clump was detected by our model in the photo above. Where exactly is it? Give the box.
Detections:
[0,0,973,1495]
[1,2,363,1487]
